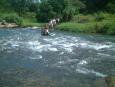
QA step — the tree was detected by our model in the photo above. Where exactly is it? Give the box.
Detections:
[29,3,39,12]
[69,0,86,14]
[0,0,12,11]
[36,0,54,22]
[106,0,115,13]
[36,0,76,22]
[81,0,109,12]
[62,0,75,21]
[9,0,33,16]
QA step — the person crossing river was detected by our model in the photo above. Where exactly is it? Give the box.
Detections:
[48,18,60,30]
[41,17,60,36]
[41,24,49,36]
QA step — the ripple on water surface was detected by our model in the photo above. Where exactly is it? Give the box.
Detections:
[0,29,115,87]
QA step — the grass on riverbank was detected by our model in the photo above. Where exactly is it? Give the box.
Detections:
[56,22,96,33]
[0,12,44,27]
[0,12,115,35]
[56,13,115,35]
[21,12,44,27]
[22,17,44,27]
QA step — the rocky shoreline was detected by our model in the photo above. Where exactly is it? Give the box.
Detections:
[0,22,42,29]
[0,22,18,28]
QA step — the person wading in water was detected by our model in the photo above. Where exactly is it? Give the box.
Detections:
[41,24,49,36]
[48,19,54,30]
[41,17,60,36]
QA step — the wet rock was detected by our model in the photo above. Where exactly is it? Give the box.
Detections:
[0,21,18,28]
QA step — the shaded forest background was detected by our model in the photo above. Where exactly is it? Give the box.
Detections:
[0,0,115,22]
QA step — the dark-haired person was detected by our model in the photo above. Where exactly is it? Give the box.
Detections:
[41,24,49,36]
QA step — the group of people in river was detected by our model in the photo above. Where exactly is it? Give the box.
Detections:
[41,18,60,36]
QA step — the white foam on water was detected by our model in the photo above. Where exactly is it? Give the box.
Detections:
[11,44,19,48]
[76,68,107,77]
[27,42,44,52]
[78,41,112,50]
[42,37,78,53]
[1,35,113,55]
[2,40,20,49]
[97,53,111,57]
[43,38,53,42]
[27,41,59,52]
[88,44,112,50]
[52,41,58,45]
[76,68,88,74]
[29,55,43,60]
[67,59,78,63]
[32,44,51,52]
[50,36,112,52]
[80,43,88,47]
[28,41,40,46]
[58,43,75,53]
[42,36,112,53]
[50,33,56,36]
[57,59,78,65]
[75,39,78,42]
[58,61,65,64]
[91,70,107,77]
[61,43,75,48]
[26,36,78,53]
[64,47,73,53]
[59,52,64,55]
[10,41,21,48]
[48,47,58,52]
[2,40,12,46]
[78,60,88,65]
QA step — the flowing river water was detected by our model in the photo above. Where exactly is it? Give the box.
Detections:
[0,28,115,87]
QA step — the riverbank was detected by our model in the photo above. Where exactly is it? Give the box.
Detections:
[0,12,44,28]
[0,12,115,35]
[21,13,115,36]
[56,13,115,35]
[0,22,18,28]
[21,15,44,27]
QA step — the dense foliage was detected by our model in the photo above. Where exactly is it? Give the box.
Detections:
[36,0,76,22]
[4,14,22,25]
[0,0,115,21]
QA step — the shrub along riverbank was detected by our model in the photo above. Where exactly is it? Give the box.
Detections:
[0,12,44,27]
[0,12,115,35]
[56,13,115,35]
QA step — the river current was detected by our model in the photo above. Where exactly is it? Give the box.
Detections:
[0,28,115,87]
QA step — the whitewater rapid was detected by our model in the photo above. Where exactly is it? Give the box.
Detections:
[0,29,115,78]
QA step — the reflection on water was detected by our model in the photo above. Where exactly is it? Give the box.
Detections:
[0,28,115,87]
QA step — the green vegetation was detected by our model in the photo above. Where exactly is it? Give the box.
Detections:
[21,12,44,27]
[0,0,115,35]
[56,13,115,35]
[22,18,43,27]
[4,14,22,25]
[56,22,96,33]
[0,13,22,25]
[37,0,76,22]
[105,76,115,87]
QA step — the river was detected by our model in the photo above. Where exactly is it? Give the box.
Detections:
[0,28,115,87]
